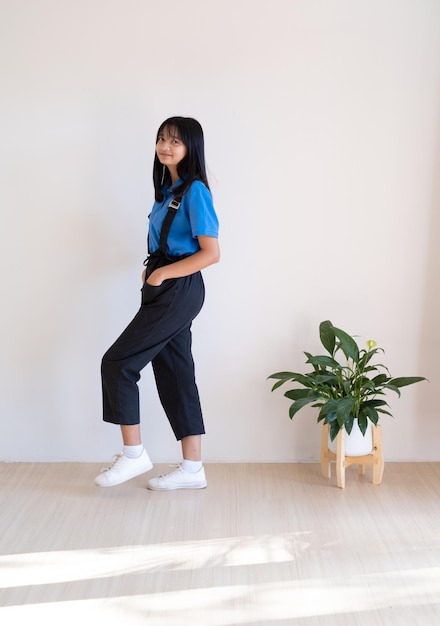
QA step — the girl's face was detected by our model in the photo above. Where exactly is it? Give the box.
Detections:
[156,126,187,171]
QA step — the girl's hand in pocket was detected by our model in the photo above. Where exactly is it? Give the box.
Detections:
[146,269,164,286]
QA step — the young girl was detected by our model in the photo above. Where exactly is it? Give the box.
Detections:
[96,117,220,490]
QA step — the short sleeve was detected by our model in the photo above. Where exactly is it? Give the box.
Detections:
[187,181,219,239]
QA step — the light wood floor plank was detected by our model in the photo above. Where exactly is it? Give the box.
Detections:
[1,462,440,624]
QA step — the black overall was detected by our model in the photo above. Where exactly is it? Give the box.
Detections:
[101,201,206,440]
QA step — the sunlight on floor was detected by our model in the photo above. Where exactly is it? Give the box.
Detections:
[1,567,440,625]
[1,534,440,624]
[0,532,312,587]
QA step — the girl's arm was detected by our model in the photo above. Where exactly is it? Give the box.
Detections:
[145,236,220,286]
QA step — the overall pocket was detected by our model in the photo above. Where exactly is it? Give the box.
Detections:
[141,280,175,305]
[141,250,186,305]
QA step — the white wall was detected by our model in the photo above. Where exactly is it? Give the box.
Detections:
[1,0,439,462]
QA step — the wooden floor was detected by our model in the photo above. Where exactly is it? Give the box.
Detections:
[1,462,440,625]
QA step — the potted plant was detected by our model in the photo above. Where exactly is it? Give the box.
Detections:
[268,320,426,449]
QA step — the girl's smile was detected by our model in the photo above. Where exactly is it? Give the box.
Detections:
[156,127,187,181]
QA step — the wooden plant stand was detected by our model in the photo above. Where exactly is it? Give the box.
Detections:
[320,423,384,489]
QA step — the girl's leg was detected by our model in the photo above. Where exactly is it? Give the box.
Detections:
[101,274,204,428]
[181,435,201,461]
[151,326,205,441]
[148,336,207,490]
[121,424,142,446]
[98,273,205,489]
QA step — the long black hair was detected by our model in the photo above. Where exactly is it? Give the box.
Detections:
[153,116,210,202]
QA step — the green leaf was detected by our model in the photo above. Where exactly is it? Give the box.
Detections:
[288,395,321,419]
[360,406,379,426]
[324,411,337,424]
[307,355,340,369]
[360,365,377,373]
[333,326,360,363]
[312,401,325,408]
[303,352,319,372]
[376,407,393,417]
[343,414,354,434]
[371,373,390,385]
[389,376,426,388]
[357,414,368,435]
[314,373,339,385]
[268,371,298,381]
[270,379,289,392]
[315,405,328,422]
[284,389,318,401]
[382,384,401,397]
[342,380,352,394]
[319,320,336,355]
[290,373,318,387]
[359,380,377,392]
[319,400,338,417]
[335,397,355,422]
[268,371,316,391]
[329,421,341,441]
[363,399,388,408]
[355,375,373,386]
[366,407,379,425]
[358,347,383,367]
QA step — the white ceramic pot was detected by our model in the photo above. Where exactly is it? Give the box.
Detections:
[329,418,374,456]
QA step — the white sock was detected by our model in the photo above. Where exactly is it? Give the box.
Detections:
[181,459,203,473]
[123,444,144,459]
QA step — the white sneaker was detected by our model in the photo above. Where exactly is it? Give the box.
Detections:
[95,449,153,487]
[147,465,207,490]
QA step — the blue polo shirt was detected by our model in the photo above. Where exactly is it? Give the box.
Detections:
[148,180,219,257]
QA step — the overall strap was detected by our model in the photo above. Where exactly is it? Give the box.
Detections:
[146,197,181,257]
[158,197,181,252]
